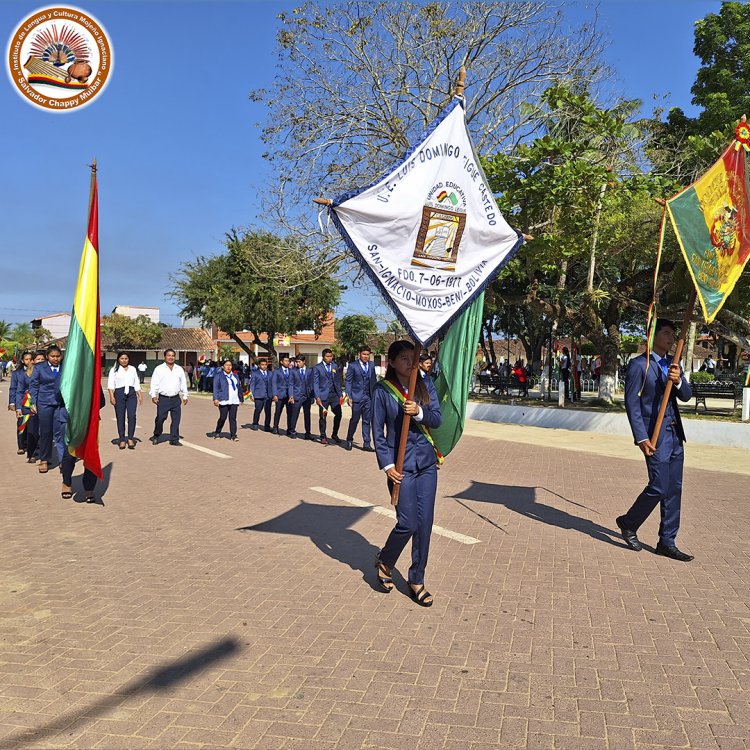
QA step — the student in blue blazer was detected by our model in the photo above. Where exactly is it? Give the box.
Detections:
[8,351,32,455]
[249,359,272,431]
[29,345,64,473]
[211,359,244,440]
[372,340,442,607]
[313,348,342,445]
[271,354,295,435]
[344,345,378,451]
[289,355,314,440]
[15,351,44,462]
[617,318,694,561]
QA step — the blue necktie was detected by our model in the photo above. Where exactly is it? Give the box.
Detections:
[658,357,669,380]
[227,374,236,391]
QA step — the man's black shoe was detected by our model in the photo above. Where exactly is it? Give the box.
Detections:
[169,440,183,446]
[319,437,329,446]
[330,435,340,445]
[150,436,159,445]
[304,433,314,441]
[616,516,642,551]
[655,543,694,562]
[343,440,353,451]
[271,427,279,435]
[250,424,259,431]
[287,432,297,439]
[362,444,375,452]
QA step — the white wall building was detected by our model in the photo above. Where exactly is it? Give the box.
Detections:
[31,313,71,340]
[111,305,160,323]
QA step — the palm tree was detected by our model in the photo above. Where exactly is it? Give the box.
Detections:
[0,320,11,340]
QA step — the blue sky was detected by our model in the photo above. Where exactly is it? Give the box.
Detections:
[0,0,722,328]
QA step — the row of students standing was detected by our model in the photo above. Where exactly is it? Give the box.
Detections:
[7,346,100,500]
[234,347,377,450]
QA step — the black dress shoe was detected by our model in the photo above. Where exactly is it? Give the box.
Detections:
[250,424,259,431]
[615,516,642,551]
[655,543,694,562]
[319,437,329,446]
[271,427,279,435]
[150,436,159,445]
[343,440,353,451]
[362,444,375,452]
[287,432,297,439]
[304,433,314,441]
[330,435,340,444]
[170,440,183,447]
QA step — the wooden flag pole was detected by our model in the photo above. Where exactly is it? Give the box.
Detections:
[390,344,422,506]
[649,286,697,449]
[455,66,466,97]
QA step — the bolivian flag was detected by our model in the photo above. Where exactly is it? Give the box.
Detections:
[666,125,750,323]
[59,167,102,479]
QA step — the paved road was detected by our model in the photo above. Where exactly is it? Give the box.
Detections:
[1,393,749,749]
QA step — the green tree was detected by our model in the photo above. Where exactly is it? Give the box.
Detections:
[0,321,10,339]
[252,1,603,260]
[101,314,163,351]
[170,228,342,362]
[485,85,680,401]
[336,314,377,359]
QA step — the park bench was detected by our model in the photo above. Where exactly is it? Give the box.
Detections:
[692,380,742,412]
[477,373,528,398]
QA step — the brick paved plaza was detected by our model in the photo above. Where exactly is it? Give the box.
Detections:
[1,393,749,749]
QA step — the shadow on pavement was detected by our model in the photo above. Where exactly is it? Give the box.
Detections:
[450,481,627,549]
[69,462,113,505]
[0,636,241,749]
[238,500,384,591]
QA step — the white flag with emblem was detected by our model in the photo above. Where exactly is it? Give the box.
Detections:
[329,97,523,346]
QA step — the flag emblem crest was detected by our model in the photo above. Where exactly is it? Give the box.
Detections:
[413,181,468,272]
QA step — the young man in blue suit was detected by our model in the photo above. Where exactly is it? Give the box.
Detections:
[617,318,694,561]
[290,355,314,440]
[344,345,377,451]
[313,348,342,446]
[271,354,295,435]
[249,359,272,431]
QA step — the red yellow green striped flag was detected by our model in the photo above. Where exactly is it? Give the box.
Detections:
[59,165,102,479]
[666,121,750,323]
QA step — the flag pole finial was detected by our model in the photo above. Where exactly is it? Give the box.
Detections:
[454,66,466,97]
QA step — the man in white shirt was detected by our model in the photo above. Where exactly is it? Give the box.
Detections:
[149,349,188,446]
[137,360,148,384]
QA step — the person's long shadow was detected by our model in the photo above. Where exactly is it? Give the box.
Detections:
[70,462,113,506]
[450,481,628,549]
[237,501,384,591]
[0,636,241,749]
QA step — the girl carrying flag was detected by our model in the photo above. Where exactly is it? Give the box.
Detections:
[372,340,442,607]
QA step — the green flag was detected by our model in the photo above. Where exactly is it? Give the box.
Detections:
[431,292,484,457]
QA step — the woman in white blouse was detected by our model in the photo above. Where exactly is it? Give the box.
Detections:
[107,353,143,449]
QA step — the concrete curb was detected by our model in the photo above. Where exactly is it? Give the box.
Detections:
[466,401,750,450]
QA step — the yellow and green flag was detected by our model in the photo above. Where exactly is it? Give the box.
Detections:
[59,168,102,479]
[666,122,750,322]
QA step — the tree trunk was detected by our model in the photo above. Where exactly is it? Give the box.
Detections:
[587,181,608,292]
[597,324,621,403]
[230,333,256,360]
[484,322,497,365]
[479,327,491,365]
[684,321,697,373]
